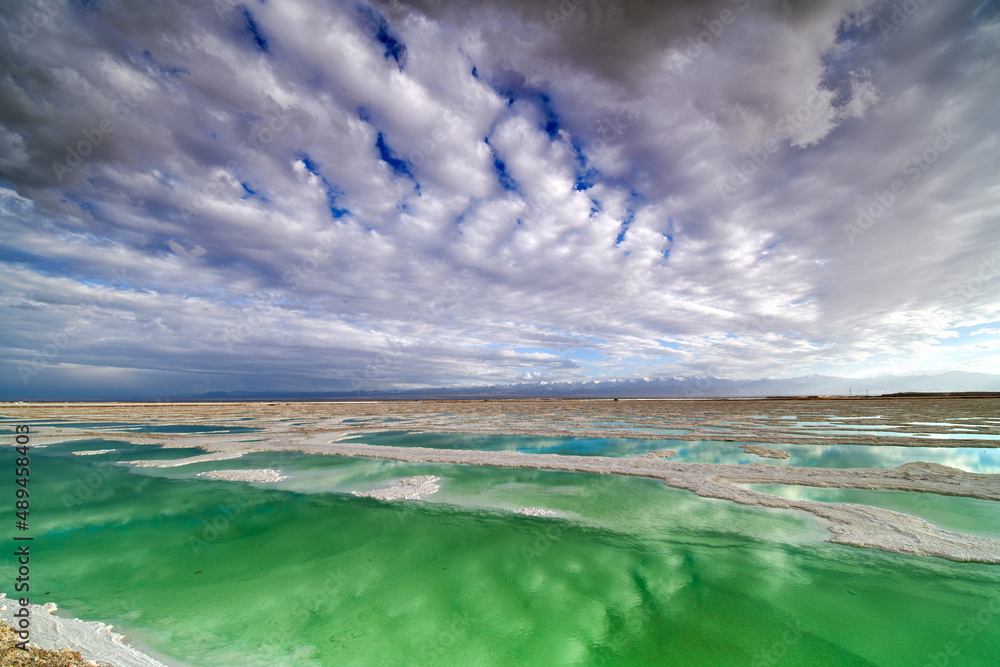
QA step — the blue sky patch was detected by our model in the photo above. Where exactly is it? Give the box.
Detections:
[540,93,560,138]
[241,7,269,53]
[295,152,350,218]
[364,9,406,68]
[492,155,517,192]
[485,137,519,192]
[615,209,635,246]
[376,133,414,179]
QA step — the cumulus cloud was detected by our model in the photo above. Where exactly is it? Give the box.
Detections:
[0,0,997,398]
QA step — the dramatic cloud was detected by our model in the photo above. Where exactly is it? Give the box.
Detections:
[0,0,998,398]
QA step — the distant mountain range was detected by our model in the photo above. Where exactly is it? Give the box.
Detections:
[193,370,1000,401]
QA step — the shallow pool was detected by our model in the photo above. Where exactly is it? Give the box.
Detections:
[342,431,1000,473]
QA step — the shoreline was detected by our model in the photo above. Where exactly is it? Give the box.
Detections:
[0,595,168,667]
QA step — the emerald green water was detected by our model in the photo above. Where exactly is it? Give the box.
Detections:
[3,442,1000,666]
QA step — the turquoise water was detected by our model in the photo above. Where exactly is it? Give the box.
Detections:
[573,418,1000,440]
[343,431,1000,473]
[807,430,1000,440]
[342,431,679,458]
[674,441,1000,472]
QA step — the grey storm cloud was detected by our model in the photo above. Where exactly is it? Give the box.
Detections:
[0,0,998,398]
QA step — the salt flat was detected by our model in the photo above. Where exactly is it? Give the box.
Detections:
[6,397,999,561]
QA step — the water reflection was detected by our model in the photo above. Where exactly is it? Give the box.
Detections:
[743,483,1000,539]
[342,432,1000,473]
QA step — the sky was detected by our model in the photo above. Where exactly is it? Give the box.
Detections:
[1,0,999,399]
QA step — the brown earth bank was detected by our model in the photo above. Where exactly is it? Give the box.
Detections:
[0,622,95,667]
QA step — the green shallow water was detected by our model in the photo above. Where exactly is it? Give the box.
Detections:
[3,442,1000,666]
